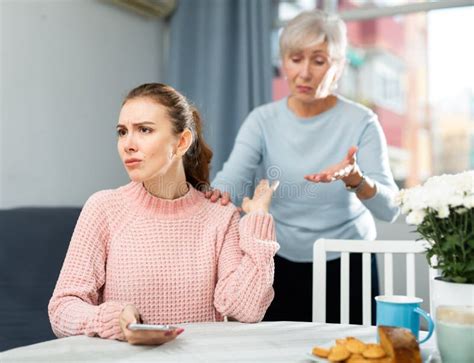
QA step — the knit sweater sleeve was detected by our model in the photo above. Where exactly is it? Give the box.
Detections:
[48,192,129,340]
[357,115,400,222]
[213,210,279,323]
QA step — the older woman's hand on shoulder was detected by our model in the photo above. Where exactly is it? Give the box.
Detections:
[205,188,232,205]
[242,179,279,214]
[304,146,376,199]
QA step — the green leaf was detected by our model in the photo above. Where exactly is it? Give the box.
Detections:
[451,276,468,283]
[441,236,455,252]
[414,206,474,284]
[450,235,462,248]
[463,259,474,272]
[468,238,474,249]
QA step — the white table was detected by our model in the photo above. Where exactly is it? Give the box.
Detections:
[1,321,436,362]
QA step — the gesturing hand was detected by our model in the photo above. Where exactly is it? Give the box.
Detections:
[304,146,362,185]
[241,179,279,214]
[119,305,183,345]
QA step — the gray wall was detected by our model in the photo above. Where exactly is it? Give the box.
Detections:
[0,0,165,207]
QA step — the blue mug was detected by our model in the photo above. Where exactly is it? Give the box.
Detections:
[375,295,434,344]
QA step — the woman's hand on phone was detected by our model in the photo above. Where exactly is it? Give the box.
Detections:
[119,304,183,345]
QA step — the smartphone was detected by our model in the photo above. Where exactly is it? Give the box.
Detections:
[128,323,178,332]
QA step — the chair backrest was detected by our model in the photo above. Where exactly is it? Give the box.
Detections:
[428,255,440,321]
[312,238,429,325]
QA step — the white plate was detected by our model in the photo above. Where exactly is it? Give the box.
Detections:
[305,352,326,362]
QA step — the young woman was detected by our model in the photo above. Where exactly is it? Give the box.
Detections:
[48,83,279,345]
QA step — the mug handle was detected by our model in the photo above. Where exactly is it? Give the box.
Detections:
[414,307,435,344]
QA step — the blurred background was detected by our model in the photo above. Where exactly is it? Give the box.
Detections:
[273,0,474,190]
[1,0,472,209]
[0,0,472,337]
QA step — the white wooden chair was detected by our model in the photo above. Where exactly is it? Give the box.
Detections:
[312,238,431,325]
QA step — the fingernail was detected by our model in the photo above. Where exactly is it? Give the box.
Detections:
[271,180,280,191]
[176,328,184,335]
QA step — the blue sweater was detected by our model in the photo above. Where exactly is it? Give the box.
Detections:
[212,96,399,262]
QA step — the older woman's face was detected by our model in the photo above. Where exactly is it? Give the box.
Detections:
[117,98,179,183]
[282,42,334,103]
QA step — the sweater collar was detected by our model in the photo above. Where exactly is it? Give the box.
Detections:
[122,181,205,218]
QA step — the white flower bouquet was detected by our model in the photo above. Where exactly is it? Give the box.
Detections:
[396,171,474,283]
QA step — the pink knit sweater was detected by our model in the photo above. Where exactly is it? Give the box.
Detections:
[48,182,279,341]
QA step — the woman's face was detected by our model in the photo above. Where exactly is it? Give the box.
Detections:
[117,97,179,183]
[282,41,336,103]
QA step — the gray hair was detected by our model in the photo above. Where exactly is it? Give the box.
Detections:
[279,10,347,64]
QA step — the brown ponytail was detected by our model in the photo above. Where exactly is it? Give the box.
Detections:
[182,108,213,191]
[123,83,213,192]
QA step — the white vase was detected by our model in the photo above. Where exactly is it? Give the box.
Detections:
[431,277,474,320]
[430,277,474,362]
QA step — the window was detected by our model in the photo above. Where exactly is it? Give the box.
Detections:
[372,57,405,114]
[272,0,474,187]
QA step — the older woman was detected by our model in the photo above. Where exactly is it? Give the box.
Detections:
[49,83,279,346]
[211,10,399,323]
